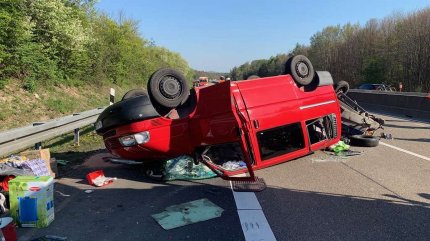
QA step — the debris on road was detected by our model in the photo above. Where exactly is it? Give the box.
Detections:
[314,140,362,163]
[86,170,116,187]
[18,149,56,177]
[31,235,68,241]
[56,160,69,166]
[108,158,142,165]
[8,176,55,228]
[325,141,362,157]
[55,191,71,197]
[312,156,347,163]
[222,160,246,171]
[0,193,7,213]
[329,140,350,154]
[0,217,17,241]
[84,190,94,194]
[163,156,216,181]
[0,149,56,178]
[324,150,362,157]
[151,198,224,230]
[381,132,394,140]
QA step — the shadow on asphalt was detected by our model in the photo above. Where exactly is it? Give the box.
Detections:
[257,187,430,241]
[16,150,430,241]
[419,193,430,200]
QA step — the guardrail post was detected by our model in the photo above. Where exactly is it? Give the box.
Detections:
[74,128,80,146]
[33,122,44,150]
[35,142,42,150]
[110,88,115,105]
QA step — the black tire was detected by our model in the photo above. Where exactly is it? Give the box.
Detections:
[121,89,147,101]
[147,68,190,108]
[285,55,315,86]
[349,135,379,147]
[334,80,350,94]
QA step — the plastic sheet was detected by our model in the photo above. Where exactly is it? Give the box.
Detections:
[163,156,217,181]
[152,198,224,230]
[328,140,350,154]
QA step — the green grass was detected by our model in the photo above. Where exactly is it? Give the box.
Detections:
[41,125,106,166]
[44,97,77,114]
[43,125,104,154]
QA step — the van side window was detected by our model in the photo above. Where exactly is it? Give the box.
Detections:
[257,123,305,160]
[306,114,338,144]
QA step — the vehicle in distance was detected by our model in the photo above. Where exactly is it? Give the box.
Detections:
[95,55,342,180]
[358,83,396,91]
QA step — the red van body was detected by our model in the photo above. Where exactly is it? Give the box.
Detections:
[96,73,341,179]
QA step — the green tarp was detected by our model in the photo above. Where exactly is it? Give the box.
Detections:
[152,199,224,230]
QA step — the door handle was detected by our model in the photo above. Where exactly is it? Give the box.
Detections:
[253,120,259,129]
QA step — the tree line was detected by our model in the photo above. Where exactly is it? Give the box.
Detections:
[230,7,430,92]
[0,0,192,91]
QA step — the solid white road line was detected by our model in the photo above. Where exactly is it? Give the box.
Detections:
[232,191,262,210]
[230,181,277,241]
[380,141,430,162]
[238,210,277,241]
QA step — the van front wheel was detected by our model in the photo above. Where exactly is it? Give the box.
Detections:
[148,68,190,108]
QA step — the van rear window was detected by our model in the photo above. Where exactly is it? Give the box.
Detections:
[256,123,305,160]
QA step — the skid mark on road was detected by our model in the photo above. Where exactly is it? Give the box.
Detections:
[230,181,277,241]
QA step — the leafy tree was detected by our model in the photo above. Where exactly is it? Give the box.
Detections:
[0,0,192,91]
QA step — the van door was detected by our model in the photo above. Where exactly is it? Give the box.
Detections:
[233,75,310,167]
[194,82,257,181]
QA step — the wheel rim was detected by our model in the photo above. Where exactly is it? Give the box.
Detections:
[159,76,182,99]
[295,62,309,78]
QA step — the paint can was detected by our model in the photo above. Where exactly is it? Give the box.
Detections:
[0,217,17,241]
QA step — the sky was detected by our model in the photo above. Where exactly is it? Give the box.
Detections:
[96,0,430,72]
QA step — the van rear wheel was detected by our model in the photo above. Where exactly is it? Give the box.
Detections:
[285,55,315,86]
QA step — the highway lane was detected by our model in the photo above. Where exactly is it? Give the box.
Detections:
[17,114,430,241]
[255,114,430,241]
[17,154,245,241]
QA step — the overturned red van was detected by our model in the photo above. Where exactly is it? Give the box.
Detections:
[95,55,341,180]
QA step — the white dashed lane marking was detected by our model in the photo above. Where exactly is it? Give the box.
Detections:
[380,141,430,162]
[230,181,277,241]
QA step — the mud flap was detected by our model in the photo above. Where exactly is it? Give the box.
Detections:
[231,177,267,192]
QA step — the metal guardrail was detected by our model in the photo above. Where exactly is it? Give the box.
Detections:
[0,107,105,158]
[349,89,428,97]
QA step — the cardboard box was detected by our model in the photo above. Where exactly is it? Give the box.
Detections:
[19,149,56,178]
[8,176,55,228]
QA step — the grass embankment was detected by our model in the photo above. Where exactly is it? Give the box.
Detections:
[0,81,140,131]
[0,81,144,168]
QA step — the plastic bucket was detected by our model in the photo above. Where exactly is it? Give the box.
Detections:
[0,217,17,241]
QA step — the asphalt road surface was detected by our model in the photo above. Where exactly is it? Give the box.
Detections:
[18,113,430,241]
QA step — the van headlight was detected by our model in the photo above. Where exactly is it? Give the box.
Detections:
[119,131,150,147]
